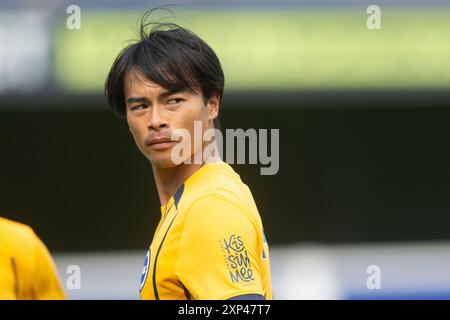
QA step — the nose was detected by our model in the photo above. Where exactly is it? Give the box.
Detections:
[147,106,168,131]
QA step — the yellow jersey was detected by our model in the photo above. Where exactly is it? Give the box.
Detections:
[0,217,65,300]
[140,161,272,300]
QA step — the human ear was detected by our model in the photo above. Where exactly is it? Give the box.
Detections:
[207,92,220,121]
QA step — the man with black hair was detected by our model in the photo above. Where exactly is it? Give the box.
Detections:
[105,9,272,300]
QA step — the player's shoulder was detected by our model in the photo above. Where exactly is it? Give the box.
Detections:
[0,217,36,242]
[0,217,42,261]
[180,162,261,226]
[182,162,252,206]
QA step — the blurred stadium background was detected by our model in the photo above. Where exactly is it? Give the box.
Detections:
[1,0,449,299]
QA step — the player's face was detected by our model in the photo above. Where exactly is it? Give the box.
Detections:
[124,70,218,168]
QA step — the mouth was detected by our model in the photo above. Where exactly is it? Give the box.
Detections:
[145,138,176,151]
[148,141,175,151]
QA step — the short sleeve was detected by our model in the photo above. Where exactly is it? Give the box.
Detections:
[31,231,66,300]
[175,194,265,300]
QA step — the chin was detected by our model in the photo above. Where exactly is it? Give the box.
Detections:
[147,155,178,169]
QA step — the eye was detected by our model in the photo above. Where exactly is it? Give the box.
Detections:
[167,98,184,105]
[131,104,147,111]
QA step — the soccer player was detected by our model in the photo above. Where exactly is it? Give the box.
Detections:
[0,217,65,299]
[105,11,272,300]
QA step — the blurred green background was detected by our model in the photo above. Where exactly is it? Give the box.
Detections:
[54,8,450,91]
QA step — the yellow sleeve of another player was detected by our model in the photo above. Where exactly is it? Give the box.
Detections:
[175,194,264,300]
[29,231,66,300]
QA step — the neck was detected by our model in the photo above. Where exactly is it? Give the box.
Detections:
[152,140,222,206]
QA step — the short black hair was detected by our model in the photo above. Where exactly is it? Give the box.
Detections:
[105,8,225,129]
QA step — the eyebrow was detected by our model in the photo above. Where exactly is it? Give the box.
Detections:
[126,90,182,105]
